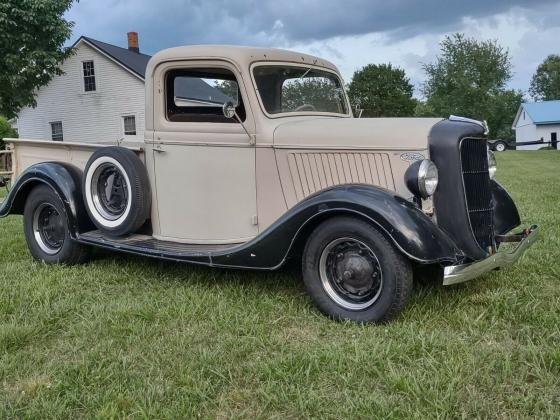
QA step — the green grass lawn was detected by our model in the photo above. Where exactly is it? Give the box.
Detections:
[1,151,559,418]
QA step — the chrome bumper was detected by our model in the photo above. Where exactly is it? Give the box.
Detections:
[443,225,540,286]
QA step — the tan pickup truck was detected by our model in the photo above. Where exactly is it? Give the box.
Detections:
[0,45,539,323]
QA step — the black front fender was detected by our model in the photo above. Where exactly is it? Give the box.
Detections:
[491,180,521,235]
[0,162,93,236]
[212,184,463,269]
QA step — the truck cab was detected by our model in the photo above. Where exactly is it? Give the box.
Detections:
[0,45,539,323]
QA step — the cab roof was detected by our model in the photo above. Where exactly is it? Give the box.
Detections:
[146,45,340,79]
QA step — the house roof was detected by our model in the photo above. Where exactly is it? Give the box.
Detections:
[515,100,560,127]
[78,36,152,78]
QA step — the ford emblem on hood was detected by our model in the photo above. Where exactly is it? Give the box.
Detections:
[400,152,425,162]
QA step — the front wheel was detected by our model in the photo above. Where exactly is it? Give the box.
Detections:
[302,217,413,323]
[23,185,89,264]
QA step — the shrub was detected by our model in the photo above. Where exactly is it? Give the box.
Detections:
[0,116,18,149]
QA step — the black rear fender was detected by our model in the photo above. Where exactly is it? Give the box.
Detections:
[0,162,93,235]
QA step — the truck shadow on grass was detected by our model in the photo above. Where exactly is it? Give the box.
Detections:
[90,247,303,292]
[89,247,486,321]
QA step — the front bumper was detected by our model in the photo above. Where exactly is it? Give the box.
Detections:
[443,225,540,286]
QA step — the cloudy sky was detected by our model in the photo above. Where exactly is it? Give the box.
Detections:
[66,0,560,97]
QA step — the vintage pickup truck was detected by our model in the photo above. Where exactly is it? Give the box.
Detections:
[0,46,539,323]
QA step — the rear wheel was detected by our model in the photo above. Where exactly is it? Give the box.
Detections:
[23,185,89,264]
[302,216,413,323]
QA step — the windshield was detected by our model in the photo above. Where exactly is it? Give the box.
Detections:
[253,65,348,115]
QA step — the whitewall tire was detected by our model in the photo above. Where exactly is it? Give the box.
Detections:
[82,147,151,237]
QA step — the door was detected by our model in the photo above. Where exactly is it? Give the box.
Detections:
[151,63,258,244]
[551,132,558,150]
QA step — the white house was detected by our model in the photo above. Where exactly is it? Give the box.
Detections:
[15,33,234,144]
[16,33,150,144]
[512,101,560,150]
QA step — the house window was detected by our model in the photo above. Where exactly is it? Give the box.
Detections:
[123,115,136,135]
[82,60,96,92]
[165,68,245,123]
[50,121,63,141]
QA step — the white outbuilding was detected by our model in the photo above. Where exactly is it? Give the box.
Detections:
[512,101,560,150]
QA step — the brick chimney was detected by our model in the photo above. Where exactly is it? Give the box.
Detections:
[127,32,139,53]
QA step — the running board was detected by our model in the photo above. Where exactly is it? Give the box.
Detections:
[76,230,241,266]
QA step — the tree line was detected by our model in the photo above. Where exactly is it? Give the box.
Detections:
[348,33,560,140]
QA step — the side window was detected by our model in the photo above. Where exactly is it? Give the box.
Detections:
[82,60,96,92]
[165,68,246,123]
[50,121,63,141]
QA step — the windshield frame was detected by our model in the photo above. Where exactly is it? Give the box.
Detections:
[250,62,352,119]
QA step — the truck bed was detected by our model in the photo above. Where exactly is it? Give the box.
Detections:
[4,138,144,180]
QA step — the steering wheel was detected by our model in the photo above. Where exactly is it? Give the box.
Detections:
[294,104,317,112]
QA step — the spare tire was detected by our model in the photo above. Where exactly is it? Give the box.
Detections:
[83,147,151,236]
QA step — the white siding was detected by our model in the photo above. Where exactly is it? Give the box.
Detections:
[536,124,560,147]
[514,108,539,150]
[17,42,145,144]
[515,123,539,150]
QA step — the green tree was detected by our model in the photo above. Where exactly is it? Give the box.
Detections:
[0,0,77,119]
[214,80,239,102]
[421,33,520,139]
[282,78,344,113]
[486,90,523,140]
[347,64,416,117]
[529,54,560,101]
[0,116,18,149]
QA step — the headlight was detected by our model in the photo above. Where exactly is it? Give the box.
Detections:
[487,150,497,179]
[405,159,439,199]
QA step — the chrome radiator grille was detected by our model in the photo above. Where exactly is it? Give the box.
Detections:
[460,138,494,251]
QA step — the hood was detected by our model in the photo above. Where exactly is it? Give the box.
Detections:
[273,117,443,150]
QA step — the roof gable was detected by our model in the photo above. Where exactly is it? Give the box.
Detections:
[73,36,151,79]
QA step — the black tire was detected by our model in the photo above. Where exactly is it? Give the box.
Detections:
[23,185,89,264]
[302,216,413,323]
[494,141,507,152]
[82,147,150,237]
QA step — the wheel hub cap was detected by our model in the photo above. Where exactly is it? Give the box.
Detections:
[319,238,383,310]
[33,203,65,254]
[91,163,128,220]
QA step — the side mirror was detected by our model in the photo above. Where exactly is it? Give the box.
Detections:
[354,104,364,118]
[221,100,254,145]
[222,101,236,119]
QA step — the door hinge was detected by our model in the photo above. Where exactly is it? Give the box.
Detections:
[249,134,256,146]
[251,215,258,225]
